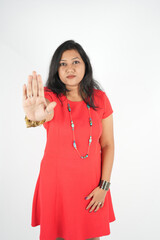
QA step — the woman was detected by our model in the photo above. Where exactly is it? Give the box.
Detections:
[22,40,116,240]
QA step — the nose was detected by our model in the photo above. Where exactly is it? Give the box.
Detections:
[66,63,75,73]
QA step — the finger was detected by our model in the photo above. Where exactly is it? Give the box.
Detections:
[89,202,98,213]
[94,203,102,212]
[86,200,95,210]
[27,75,33,98]
[100,202,104,208]
[32,71,38,97]
[37,74,44,98]
[23,84,27,101]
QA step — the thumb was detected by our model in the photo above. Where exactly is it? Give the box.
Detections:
[50,101,57,108]
[45,101,57,114]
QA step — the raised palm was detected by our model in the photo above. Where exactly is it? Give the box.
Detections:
[22,71,57,121]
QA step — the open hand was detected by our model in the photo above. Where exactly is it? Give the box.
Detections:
[22,71,57,121]
[85,186,108,213]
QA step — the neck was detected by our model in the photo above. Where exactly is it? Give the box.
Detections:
[65,86,86,99]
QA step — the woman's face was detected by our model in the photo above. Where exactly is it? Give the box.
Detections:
[58,49,85,89]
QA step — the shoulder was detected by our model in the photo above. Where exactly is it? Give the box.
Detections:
[93,88,113,119]
[93,88,105,94]
[93,88,111,100]
[44,86,55,94]
[93,88,106,101]
[44,87,58,101]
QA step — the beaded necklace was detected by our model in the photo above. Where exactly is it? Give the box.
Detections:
[66,98,93,159]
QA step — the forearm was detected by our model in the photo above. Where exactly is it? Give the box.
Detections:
[101,145,115,182]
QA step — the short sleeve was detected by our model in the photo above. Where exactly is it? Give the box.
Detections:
[102,91,113,119]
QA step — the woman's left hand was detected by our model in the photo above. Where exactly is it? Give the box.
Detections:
[85,186,108,212]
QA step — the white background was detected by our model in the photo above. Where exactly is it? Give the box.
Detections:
[0,0,160,239]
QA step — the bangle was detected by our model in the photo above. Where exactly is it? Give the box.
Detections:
[99,179,111,191]
[24,115,46,128]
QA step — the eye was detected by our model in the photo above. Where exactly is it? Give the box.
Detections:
[59,61,80,66]
[73,60,80,64]
[59,62,66,66]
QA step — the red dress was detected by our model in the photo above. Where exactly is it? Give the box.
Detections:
[31,87,116,240]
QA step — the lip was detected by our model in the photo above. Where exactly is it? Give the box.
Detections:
[67,75,76,78]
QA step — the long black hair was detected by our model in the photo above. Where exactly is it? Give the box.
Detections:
[45,39,104,110]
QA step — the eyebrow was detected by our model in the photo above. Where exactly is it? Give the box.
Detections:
[60,57,80,61]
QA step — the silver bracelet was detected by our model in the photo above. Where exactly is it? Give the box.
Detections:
[99,179,111,191]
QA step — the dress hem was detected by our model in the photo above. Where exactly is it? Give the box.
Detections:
[31,217,116,239]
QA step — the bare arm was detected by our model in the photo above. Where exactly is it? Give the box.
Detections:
[99,114,115,182]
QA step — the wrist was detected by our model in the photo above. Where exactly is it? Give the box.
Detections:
[99,179,111,191]
[24,115,46,128]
